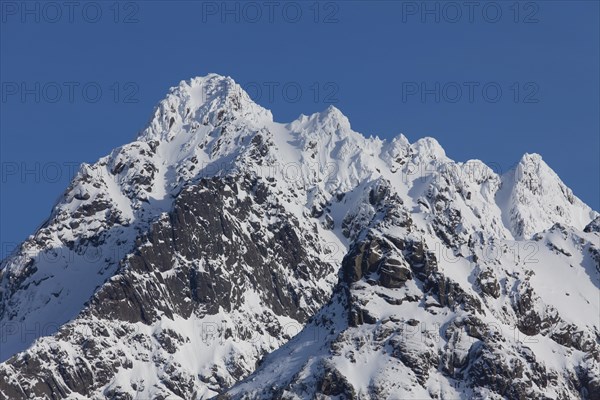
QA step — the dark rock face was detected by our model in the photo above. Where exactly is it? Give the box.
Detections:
[341,196,416,292]
[0,175,336,399]
[379,259,412,289]
[584,216,600,233]
[343,228,482,328]
[476,268,501,298]
[368,183,389,206]
[91,175,326,324]
[511,281,547,336]
[317,362,357,398]
[469,343,528,398]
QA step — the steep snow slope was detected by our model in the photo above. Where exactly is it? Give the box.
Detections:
[0,74,597,400]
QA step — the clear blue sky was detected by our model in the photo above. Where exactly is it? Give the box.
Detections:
[1,1,599,254]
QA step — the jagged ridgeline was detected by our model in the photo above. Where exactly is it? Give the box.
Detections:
[0,74,598,400]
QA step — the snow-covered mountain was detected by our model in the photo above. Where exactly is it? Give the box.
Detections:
[0,74,598,400]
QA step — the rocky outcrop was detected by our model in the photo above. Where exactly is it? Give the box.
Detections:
[584,216,600,233]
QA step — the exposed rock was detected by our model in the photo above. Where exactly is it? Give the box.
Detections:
[584,216,600,233]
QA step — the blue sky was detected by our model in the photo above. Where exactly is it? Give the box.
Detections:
[1,1,599,253]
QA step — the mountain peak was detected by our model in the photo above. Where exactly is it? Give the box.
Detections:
[316,105,352,131]
[410,136,446,161]
[289,105,352,136]
[497,151,597,239]
[321,104,347,119]
[513,152,559,194]
[516,152,545,172]
[139,74,272,141]
[519,151,543,163]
